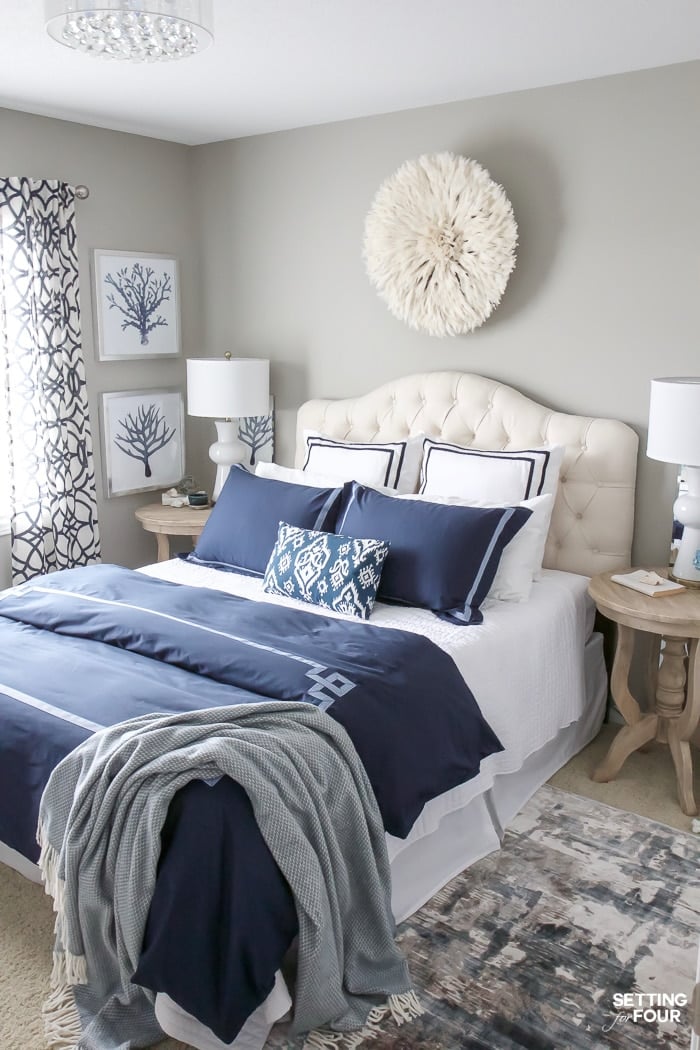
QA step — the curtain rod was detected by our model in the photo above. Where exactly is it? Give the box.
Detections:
[74,184,90,200]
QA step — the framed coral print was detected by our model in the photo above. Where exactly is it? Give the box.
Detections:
[93,249,181,361]
[238,396,275,468]
[100,389,185,497]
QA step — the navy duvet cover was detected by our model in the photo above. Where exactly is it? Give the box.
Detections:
[0,564,502,1042]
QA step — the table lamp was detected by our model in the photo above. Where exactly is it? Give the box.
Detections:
[186,355,269,501]
[647,376,700,586]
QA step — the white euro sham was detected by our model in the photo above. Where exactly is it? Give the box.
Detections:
[302,431,423,493]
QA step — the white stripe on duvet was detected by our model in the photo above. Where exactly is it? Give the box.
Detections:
[0,683,104,732]
[22,586,323,671]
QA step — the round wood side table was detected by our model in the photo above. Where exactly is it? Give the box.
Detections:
[588,569,700,816]
[135,503,211,563]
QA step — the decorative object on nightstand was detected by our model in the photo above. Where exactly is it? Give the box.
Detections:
[135,502,210,563]
[186,355,269,502]
[161,488,189,508]
[161,477,208,508]
[187,491,209,507]
[647,376,700,587]
[610,569,685,597]
[363,152,517,337]
[589,569,700,816]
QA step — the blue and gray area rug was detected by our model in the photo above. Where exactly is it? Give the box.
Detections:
[268,785,699,1050]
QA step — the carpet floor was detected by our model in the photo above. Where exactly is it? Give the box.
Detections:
[549,723,700,835]
[1,784,697,1050]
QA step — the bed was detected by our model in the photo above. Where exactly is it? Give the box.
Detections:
[0,371,638,1050]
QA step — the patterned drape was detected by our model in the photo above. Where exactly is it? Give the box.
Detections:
[0,177,101,583]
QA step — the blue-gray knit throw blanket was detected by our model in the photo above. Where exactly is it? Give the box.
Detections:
[38,701,421,1050]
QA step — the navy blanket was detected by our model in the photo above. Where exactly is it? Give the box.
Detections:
[0,564,502,1042]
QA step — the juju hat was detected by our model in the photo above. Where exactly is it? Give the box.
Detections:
[363,152,517,338]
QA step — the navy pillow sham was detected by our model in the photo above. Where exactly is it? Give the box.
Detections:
[334,481,531,625]
[188,465,342,576]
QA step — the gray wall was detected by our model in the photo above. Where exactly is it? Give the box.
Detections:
[0,107,207,588]
[191,60,700,568]
[2,60,698,588]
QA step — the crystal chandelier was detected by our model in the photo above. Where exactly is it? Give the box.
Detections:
[45,1,214,62]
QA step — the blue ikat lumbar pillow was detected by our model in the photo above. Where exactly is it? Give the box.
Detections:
[263,521,389,620]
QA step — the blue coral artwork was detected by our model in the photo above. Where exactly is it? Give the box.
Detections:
[101,389,185,497]
[93,249,181,360]
[238,396,275,468]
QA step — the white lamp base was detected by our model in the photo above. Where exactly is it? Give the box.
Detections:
[670,465,700,587]
[209,419,245,502]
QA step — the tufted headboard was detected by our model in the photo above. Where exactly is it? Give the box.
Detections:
[296,372,638,578]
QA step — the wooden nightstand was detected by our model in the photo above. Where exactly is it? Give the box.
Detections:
[135,503,211,563]
[588,569,700,815]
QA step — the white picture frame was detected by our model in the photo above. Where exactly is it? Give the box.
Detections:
[101,388,185,497]
[93,249,181,361]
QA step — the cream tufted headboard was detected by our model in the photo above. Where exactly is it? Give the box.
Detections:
[296,372,638,578]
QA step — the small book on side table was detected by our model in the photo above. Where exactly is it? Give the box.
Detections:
[610,569,686,597]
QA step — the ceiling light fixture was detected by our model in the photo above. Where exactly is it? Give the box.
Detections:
[45,0,214,62]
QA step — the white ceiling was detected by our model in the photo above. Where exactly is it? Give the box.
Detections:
[2,0,700,146]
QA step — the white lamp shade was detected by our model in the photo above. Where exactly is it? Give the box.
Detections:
[647,377,700,467]
[187,358,269,419]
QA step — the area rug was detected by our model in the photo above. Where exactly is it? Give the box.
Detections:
[267,785,699,1050]
[1,786,697,1050]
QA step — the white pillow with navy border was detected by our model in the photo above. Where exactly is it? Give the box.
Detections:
[420,439,564,503]
[302,430,423,493]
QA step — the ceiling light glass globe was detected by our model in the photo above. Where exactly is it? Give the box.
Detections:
[45,1,213,62]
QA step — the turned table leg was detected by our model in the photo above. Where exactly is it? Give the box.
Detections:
[156,533,170,563]
[640,634,662,751]
[593,623,659,783]
[667,637,699,816]
[592,715,658,782]
[667,728,696,815]
[609,624,643,725]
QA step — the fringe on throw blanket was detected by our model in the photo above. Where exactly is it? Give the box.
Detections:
[42,984,82,1050]
[303,991,425,1050]
[38,826,86,1050]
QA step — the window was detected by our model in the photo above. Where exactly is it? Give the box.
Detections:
[0,233,9,532]
[0,177,101,572]
[0,311,8,535]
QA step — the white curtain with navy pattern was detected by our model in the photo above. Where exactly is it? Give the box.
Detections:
[0,177,101,583]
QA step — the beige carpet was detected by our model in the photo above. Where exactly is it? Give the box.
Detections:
[1,725,697,1050]
[0,866,187,1050]
[549,722,700,833]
